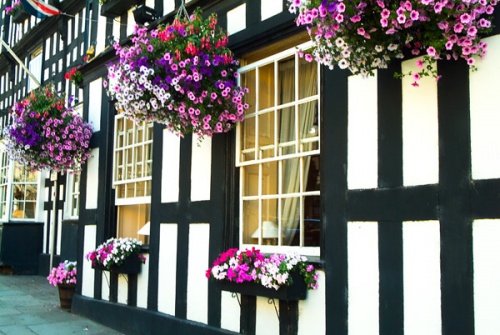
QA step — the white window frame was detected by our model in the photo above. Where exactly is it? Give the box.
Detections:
[112,114,153,206]
[236,41,321,256]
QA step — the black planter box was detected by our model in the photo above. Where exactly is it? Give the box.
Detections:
[216,270,308,301]
[100,0,141,18]
[11,9,30,24]
[92,255,143,274]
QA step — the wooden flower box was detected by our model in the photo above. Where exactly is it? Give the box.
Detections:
[100,0,141,18]
[92,255,143,274]
[11,10,30,24]
[216,270,308,301]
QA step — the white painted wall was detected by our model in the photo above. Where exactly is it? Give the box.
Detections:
[85,148,99,209]
[137,253,149,309]
[186,223,210,323]
[348,221,379,335]
[348,74,378,190]
[261,0,282,21]
[82,225,96,298]
[473,219,500,334]
[470,35,500,180]
[227,4,246,35]
[402,57,439,186]
[88,79,102,132]
[117,275,128,305]
[255,296,280,335]
[191,135,212,202]
[158,224,178,315]
[298,270,326,335]
[220,291,241,332]
[162,130,180,203]
[403,221,441,335]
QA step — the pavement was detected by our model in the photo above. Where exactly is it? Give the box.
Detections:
[0,274,122,335]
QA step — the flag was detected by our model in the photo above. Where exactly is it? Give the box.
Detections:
[20,0,61,19]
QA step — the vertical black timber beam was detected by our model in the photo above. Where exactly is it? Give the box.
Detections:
[127,274,138,307]
[322,68,348,335]
[437,59,474,335]
[109,272,118,303]
[279,301,298,335]
[240,295,256,335]
[377,63,404,335]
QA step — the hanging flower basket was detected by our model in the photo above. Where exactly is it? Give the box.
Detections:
[288,0,498,86]
[2,83,93,172]
[104,7,249,138]
[206,248,319,301]
[100,0,141,18]
[6,0,29,24]
[86,237,147,274]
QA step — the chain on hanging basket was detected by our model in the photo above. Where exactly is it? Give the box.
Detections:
[104,6,249,138]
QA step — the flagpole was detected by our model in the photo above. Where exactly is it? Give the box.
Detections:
[0,38,40,88]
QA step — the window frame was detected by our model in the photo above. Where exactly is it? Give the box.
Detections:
[236,41,321,256]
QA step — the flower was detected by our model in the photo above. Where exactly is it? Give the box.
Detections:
[86,237,147,270]
[65,66,83,86]
[288,0,498,85]
[47,261,77,286]
[5,0,22,16]
[104,8,248,137]
[206,248,319,290]
[2,83,93,172]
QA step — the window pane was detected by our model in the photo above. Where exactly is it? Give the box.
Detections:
[278,106,296,156]
[304,195,320,246]
[241,70,256,115]
[279,57,295,104]
[258,63,275,110]
[243,200,258,244]
[299,57,317,99]
[262,161,277,196]
[281,196,300,246]
[241,115,256,161]
[242,165,259,197]
[305,155,320,192]
[282,158,300,194]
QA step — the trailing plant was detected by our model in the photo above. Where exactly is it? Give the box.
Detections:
[47,261,77,286]
[2,83,93,172]
[104,7,248,137]
[206,248,319,290]
[86,237,147,270]
[288,0,498,86]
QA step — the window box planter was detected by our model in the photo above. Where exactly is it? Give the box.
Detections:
[216,270,307,301]
[11,9,30,24]
[92,255,143,274]
[100,0,141,18]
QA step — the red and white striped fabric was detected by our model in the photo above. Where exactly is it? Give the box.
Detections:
[20,0,61,19]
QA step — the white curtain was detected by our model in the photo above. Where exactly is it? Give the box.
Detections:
[279,60,317,245]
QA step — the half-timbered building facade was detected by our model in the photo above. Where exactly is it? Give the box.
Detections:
[0,1,500,334]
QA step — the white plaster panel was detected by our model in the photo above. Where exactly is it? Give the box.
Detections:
[102,273,110,301]
[117,275,128,304]
[158,224,178,315]
[162,0,175,15]
[186,224,210,323]
[348,73,378,190]
[470,35,500,180]
[191,135,211,202]
[255,296,279,335]
[348,221,379,335]
[85,148,99,209]
[162,130,180,203]
[473,219,500,334]
[82,225,96,298]
[261,0,283,21]
[137,253,149,309]
[96,16,107,55]
[402,57,439,186]
[220,291,241,332]
[227,4,246,35]
[88,79,102,132]
[403,220,441,335]
[298,270,326,335]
